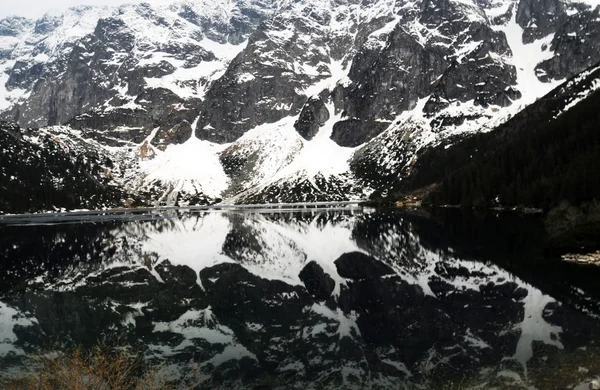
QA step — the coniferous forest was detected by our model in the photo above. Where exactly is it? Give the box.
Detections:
[406,90,600,209]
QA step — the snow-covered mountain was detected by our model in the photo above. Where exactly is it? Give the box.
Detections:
[1,0,600,210]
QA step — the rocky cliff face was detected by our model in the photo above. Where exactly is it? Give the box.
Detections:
[0,0,599,210]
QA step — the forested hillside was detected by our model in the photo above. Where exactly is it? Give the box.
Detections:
[0,122,124,214]
[404,65,600,209]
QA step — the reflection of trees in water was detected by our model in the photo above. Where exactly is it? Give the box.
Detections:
[0,223,121,294]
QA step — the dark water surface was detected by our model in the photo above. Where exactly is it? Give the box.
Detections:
[1,208,600,389]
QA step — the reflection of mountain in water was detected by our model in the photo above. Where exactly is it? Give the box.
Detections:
[1,210,600,389]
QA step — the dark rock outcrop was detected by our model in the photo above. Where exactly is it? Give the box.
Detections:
[294,98,330,140]
[516,0,567,43]
[330,119,389,148]
[299,261,335,300]
[334,252,395,279]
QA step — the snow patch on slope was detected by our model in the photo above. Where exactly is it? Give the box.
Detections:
[270,105,356,184]
[0,60,31,111]
[224,116,303,189]
[495,9,562,106]
[139,135,229,199]
[555,63,600,116]
[144,39,247,100]
[39,6,114,56]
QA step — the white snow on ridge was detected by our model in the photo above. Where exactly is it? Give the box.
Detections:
[217,106,360,203]
[38,6,114,56]
[0,1,254,113]
[303,59,350,97]
[556,75,600,115]
[145,39,246,100]
[224,116,304,189]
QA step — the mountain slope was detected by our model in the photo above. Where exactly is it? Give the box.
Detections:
[401,61,600,208]
[1,0,599,210]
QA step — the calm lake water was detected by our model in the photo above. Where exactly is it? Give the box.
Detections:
[1,207,599,389]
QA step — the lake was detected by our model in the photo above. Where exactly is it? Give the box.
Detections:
[0,207,599,389]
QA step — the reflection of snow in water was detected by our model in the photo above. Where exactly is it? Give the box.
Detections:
[2,210,593,389]
[0,302,37,357]
[131,212,363,295]
[310,302,361,342]
[509,287,563,376]
[139,212,233,288]
[125,212,568,375]
[371,224,566,377]
[150,307,257,366]
[249,214,365,295]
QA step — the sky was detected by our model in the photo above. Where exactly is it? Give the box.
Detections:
[0,0,169,19]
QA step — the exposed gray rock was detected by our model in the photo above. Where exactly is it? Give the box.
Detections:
[7,16,137,127]
[294,97,330,140]
[0,1,276,131]
[424,37,521,113]
[516,0,567,43]
[331,119,389,148]
[193,0,395,144]
[151,120,193,150]
[535,6,600,82]
[69,109,152,132]
[5,61,45,91]
[193,14,324,143]
[33,13,62,35]
[333,0,512,146]
[172,0,275,45]
[193,45,308,143]
[0,16,32,37]
[344,25,447,123]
